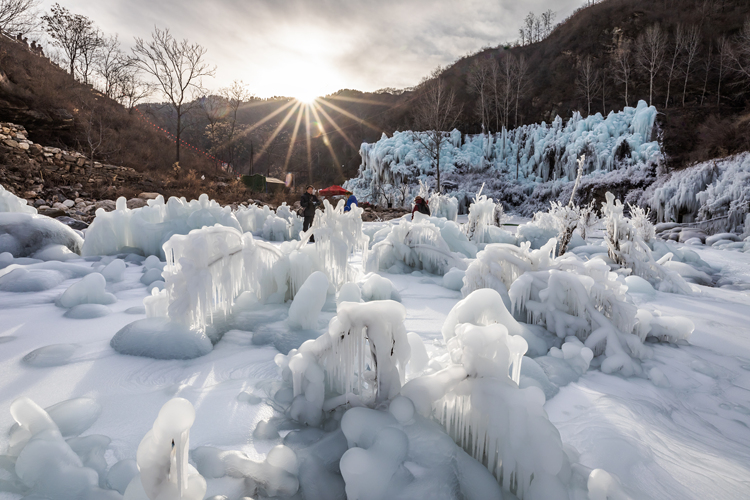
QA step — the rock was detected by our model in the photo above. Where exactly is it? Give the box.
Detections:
[52,202,68,210]
[23,191,37,198]
[137,192,160,200]
[54,216,89,230]
[34,199,46,208]
[4,139,19,148]
[126,198,147,209]
[18,142,29,150]
[62,199,75,208]
[94,200,116,212]
[63,154,77,162]
[38,208,67,218]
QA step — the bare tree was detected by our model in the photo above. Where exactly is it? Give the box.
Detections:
[467,58,492,134]
[412,67,462,193]
[513,54,529,126]
[493,55,515,130]
[681,25,701,106]
[0,0,39,35]
[533,17,543,43]
[95,35,129,98]
[219,80,252,169]
[42,3,98,77]
[637,24,667,106]
[75,27,102,85]
[664,25,685,109]
[716,35,730,105]
[729,19,750,88]
[518,28,526,47]
[541,10,555,38]
[612,38,633,106]
[700,41,712,105]
[116,67,151,109]
[524,13,535,45]
[132,26,215,163]
[576,55,601,115]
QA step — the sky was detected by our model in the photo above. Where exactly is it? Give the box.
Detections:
[39,0,583,99]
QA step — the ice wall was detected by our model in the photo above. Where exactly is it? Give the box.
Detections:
[0,184,37,213]
[645,151,750,233]
[346,101,660,210]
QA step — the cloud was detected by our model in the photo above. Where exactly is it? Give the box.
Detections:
[39,0,581,97]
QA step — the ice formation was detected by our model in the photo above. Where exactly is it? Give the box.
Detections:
[0,260,92,292]
[288,271,329,329]
[401,290,569,499]
[360,273,400,302]
[0,212,83,258]
[191,445,299,497]
[276,300,410,426]
[5,396,117,499]
[124,398,206,500]
[56,272,117,308]
[646,151,750,233]
[463,188,515,247]
[111,317,213,359]
[365,216,469,275]
[346,101,660,213]
[235,202,302,241]
[82,194,242,258]
[0,184,36,213]
[602,192,693,294]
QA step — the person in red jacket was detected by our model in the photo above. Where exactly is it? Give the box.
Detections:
[412,196,430,217]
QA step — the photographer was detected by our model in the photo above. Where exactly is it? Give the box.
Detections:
[300,185,320,240]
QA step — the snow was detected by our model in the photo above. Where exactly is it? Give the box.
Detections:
[0,184,36,214]
[0,189,749,500]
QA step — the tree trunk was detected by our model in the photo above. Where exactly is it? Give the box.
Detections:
[175,110,181,163]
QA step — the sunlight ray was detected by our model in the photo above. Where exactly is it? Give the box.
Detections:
[312,101,358,151]
[305,105,312,185]
[284,103,305,173]
[236,98,297,140]
[328,95,392,106]
[309,103,344,181]
[253,101,302,164]
[317,98,382,133]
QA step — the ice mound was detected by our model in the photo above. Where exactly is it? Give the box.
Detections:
[0,212,83,258]
[0,184,37,213]
[288,271,329,330]
[442,267,466,291]
[360,273,400,301]
[64,303,112,319]
[276,300,410,426]
[22,343,80,367]
[463,189,514,246]
[111,317,212,359]
[0,260,92,292]
[191,444,299,497]
[5,397,118,499]
[107,459,139,495]
[82,194,242,258]
[428,191,459,221]
[57,272,116,308]
[365,216,468,275]
[124,398,206,500]
[97,258,127,282]
[336,282,362,307]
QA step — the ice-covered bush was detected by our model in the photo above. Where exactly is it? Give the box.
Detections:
[124,398,206,500]
[0,184,36,213]
[401,290,569,499]
[463,187,515,246]
[275,300,410,426]
[235,202,302,241]
[428,191,459,221]
[365,216,468,275]
[82,194,242,258]
[602,192,692,294]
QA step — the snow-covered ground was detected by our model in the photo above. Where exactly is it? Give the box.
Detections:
[1,226,749,499]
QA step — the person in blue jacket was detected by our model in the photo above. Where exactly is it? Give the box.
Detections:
[344,194,358,212]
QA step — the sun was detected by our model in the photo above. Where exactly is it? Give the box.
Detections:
[294,92,318,104]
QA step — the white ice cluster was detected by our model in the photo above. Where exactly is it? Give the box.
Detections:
[82,194,241,258]
[646,151,750,234]
[276,300,410,426]
[0,212,83,258]
[463,189,516,247]
[235,202,302,242]
[346,101,659,207]
[0,184,37,213]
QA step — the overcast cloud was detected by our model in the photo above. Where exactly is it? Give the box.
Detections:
[40,0,582,98]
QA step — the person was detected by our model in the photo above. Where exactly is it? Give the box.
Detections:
[300,185,320,240]
[412,196,430,217]
[344,194,358,212]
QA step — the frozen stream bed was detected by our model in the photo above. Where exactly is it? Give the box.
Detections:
[0,226,749,499]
